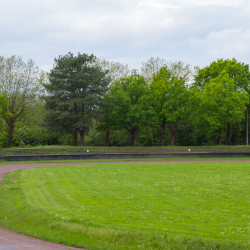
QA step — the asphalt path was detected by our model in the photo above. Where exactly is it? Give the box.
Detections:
[1,159,250,250]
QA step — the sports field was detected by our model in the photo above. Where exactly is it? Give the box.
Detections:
[0,162,250,249]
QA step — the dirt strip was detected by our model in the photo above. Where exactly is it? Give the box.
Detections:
[1,159,250,250]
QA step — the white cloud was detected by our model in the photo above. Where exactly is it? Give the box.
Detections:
[184,0,246,7]
[0,0,249,71]
[204,28,250,58]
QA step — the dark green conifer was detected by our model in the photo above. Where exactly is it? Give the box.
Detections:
[43,52,110,146]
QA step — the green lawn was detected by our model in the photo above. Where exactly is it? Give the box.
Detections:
[1,162,250,249]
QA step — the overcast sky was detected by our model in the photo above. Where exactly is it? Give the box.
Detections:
[1,0,249,72]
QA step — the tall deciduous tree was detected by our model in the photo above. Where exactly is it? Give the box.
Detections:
[43,52,110,146]
[0,56,44,147]
[141,57,167,84]
[194,58,250,144]
[141,57,194,85]
[92,58,130,83]
[197,71,248,145]
[96,95,116,147]
[107,75,155,146]
[194,58,250,89]
[151,67,192,146]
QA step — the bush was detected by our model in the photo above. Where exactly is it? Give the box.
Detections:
[205,140,214,146]
[19,140,25,147]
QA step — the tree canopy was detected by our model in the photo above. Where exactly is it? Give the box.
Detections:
[43,52,110,146]
[1,54,250,147]
[194,58,250,91]
[196,71,248,145]
[106,74,155,146]
[0,56,44,147]
[151,66,192,145]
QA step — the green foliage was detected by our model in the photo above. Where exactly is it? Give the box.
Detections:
[1,54,250,147]
[205,140,214,146]
[43,52,110,146]
[193,58,250,145]
[19,140,25,147]
[0,56,44,147]
[194,58,250,91]
[151,66,193,145]
[176,121,198,146]
[106,74,155,146]
[195,71,249,144]
[151,67,191,123]
[0,92,9,146]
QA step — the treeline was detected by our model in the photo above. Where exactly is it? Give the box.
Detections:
[0,53,249,147]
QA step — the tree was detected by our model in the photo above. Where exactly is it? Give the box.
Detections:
[92,58,130,83]
[150,67,192,146]
[43,52,110,146]
[17,98,49,146]
[95,95,116,147]
[141,57,194,84]
[197,71,248,145]
[107,75,155,146]
[194,58,250,144]
[141,57,167,84]
[167,61,194,83]
[0,92,9,127]
[0,56,44,147]
[194,58,250,89]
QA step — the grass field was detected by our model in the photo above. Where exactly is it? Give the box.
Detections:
[2,145,250,156]
[1,162,250,249]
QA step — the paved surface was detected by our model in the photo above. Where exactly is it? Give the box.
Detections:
[1,159,250,250]
[0,228,83,250]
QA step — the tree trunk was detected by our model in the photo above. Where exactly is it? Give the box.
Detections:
[72,132,77,146]
[3,111,23,148]
[6,126,14,148]
[225,125,234,145]
[168,122,178,146]
[219,137,223,145]
[213,134,217,146]
[78,131,91,146]
[6,120,15,148]
[105,130,110,147]
[146,128,149,147]
[219,127,223,145]
[134,132,137,145]
[131,128,138,146]
[223,126,226,144]
[162,119,166,146]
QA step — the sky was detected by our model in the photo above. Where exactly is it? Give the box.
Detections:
[1,0,250,72]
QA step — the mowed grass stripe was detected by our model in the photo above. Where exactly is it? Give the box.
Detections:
[1,162,250,249]
[21,163,250,238]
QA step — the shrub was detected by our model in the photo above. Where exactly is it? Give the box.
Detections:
[19,140,25,147]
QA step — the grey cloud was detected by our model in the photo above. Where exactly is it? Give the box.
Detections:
[0,0,249,72]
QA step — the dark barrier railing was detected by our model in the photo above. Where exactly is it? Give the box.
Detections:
[1,153,250,161]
